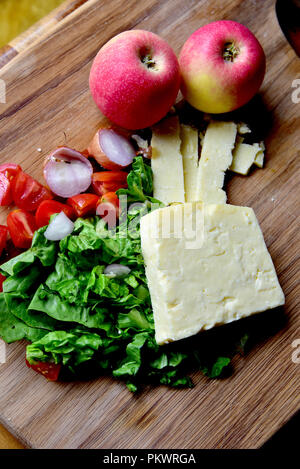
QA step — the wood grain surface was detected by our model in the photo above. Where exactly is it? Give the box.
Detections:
[0,0,299,449]
[0,0,90,70]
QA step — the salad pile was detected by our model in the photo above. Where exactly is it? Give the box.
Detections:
[0,142,248,391]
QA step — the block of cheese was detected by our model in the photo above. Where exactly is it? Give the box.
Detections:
[141,203,285,345]
[180,124,199,202]
[151,116,185,204]
[253,142,265,168]
[196,121,237,204]
[230,142,260,175]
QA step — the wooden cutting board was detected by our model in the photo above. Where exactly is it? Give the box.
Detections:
[0,0,299,449]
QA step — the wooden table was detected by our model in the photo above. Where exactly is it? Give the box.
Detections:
[0,0,299,449]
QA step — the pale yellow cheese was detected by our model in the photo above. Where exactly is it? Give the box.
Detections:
[230,142,259,175]
[141,203,285,345]
[180,124,199,202]
[151,116,185,204]
[237,122,251,135]
[196,121,237,204]
[253,142,265,168]
[230,141,265,174]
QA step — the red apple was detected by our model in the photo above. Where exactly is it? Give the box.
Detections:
[89,30,180,130]
[179,20,266,113]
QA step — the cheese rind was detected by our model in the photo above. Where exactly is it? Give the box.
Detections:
[196,121,237,204]
[141,203,285,345]
[151,116,185,204]
[180,124,199,202]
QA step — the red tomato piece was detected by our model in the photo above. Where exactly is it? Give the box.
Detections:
[11,171,52,212]
[0,225,8,256]
[0,173,13,206]
[67,193,99,217]
[0,163,22,179]
[35,200,76,228]
[25,359,61,381]
[96,192,120,228]
[0,273,6,292]
[91,171,128,196]
[7,209,37,249]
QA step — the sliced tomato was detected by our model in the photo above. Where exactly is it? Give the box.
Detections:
[91,171,128,196]
[11,171,52,212]
[96,192,120,228]
[67,193,99,217]
[25,359,61,381]
[0,225,8,256]
[35,200,76,228]
[0,163,22,179]
[0,173,13,206]
[7,209,37,249]
[0,164,22,206]
[0,273,6,292]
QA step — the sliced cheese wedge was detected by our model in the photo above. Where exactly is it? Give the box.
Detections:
[151,116,185,205]
[230,141,265,174]
[196,121,237,204]
[180,124,198,202]
[141,203,285,345]
[230,142,259,175]
[253,142,265,168]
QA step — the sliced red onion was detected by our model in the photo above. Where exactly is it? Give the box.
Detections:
[44,147,93,198]
[44,212,74,241]
[104,264,131,277]
[99,129,135,167]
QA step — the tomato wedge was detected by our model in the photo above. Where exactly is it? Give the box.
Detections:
[0,225,8,256]
[35,200,76,228]
[91,171,128,196]
[7,209,37,249]
[67,193,99,217]
[96,192,120,228]
[11,171,52,212]
[0,173,13,206]
[0,163,22,179]
[0,164,22,206]
[0,273,6,292]
[25,359,61,381]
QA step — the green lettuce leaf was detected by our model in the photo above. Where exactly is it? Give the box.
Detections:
[0,293,48,343]
[1,227,57,276]
[117,156,164,206]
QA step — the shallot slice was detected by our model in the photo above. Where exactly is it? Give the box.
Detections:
[88,128,135,170]
[44,212,74,241]
[44,147,93,198]
[104,264,131,277]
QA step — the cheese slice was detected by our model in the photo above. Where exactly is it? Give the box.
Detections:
[180,124,199,202]
[230,141,265,174]
[151,116,185,204]
[196,121,237,204]
[230,142,259,175]
[253,142,265,168]
[141,203,285,345]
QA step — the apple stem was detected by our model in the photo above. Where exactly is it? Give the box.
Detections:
[141,54,157,69]
[223,42,239,62]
